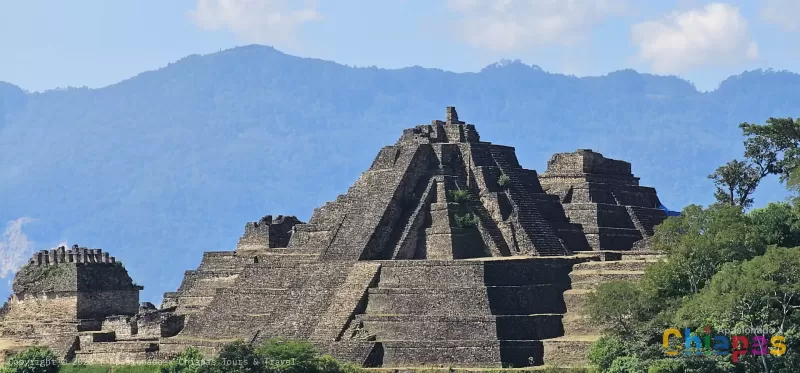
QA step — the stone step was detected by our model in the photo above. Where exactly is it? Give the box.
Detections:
[78,331,116,344]
[569,269,644,289]
[380,340,544,368]
[367,285,567,315]
[561,313,602,336]
[312,341,378,367]
[562,289,592,313]
[542,336,599,367]
[363,314,563,341]
[310,262,381,341]
[378,259,572,288]
[79,340,158,353]
[572,259,657,272]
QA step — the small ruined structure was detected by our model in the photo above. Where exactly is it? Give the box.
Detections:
[236,215,303,252]
[539,149,666,253]
[0,245,183,364]
[1,107,669,367]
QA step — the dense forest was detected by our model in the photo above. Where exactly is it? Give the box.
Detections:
[2,45,800,302]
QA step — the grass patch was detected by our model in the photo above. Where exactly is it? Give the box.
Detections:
[59,365,112,373]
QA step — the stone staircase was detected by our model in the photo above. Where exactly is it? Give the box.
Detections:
[162,252,250,314]
[390,176,437,259]
[626,206,665,237]
[360,258,573,368]
[310,262,382,341]
[488,146,568,256]
[177,261,357,343]
[542,255,662,367]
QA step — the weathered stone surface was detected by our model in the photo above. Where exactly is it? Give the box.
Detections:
[236,215,303,251]
[539,149,668,251]
[2,107,673,368]
[0,247,182,364]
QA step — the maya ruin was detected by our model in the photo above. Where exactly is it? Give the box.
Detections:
[0,107,670,368]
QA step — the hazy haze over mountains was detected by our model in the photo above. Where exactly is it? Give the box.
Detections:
[1,45,798,303]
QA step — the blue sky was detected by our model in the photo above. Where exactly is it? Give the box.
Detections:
[1,0,799,92]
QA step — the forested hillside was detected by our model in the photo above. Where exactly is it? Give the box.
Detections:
[1,45,799,302]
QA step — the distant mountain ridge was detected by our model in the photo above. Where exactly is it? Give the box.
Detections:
[1,45,798,302]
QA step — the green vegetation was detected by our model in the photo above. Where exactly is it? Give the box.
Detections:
[709,117,800,208]
[586,116,800,372]
[160,347,203,373]
[59,365,112,373]
[454,213,478,228]
[159,339,359,373]
[2,340,360,373]
[497,174,510,189]
[448,190,472,204]
[1,346,60,373]
[60,365,163,373]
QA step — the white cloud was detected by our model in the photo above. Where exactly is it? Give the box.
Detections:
[189,0,322,48]
[631,3,758,74]
[446,0,629,52]
[760,0,800,31]
[0,218,36,279]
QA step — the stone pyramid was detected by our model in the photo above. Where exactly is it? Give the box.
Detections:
[539,149,667,252]
[159,107,669,368]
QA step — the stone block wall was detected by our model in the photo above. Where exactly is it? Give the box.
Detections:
[2,293,78,321]
[237,215,303,251]
[77,290,140,319]
[28,245,116,266]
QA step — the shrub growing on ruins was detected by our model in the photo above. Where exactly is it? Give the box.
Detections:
[497,174,510,188]
[1,346,60,373]
[447,190,471,204]
[454,213,477,228]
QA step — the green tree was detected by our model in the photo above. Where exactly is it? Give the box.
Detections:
[748,202,800,248]
[674,247,800,373]
[2,346,60,373]
[709,117,800,207]
[586,281,649,336]
[740,117,800,183]
[708,160,761,208]
[648,204,756,296]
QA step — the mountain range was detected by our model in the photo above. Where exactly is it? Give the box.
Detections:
[1,44,798,303]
